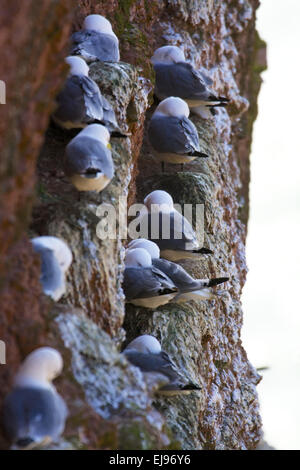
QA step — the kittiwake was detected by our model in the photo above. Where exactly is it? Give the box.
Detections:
[136,190,213,261]
[127,239,228,302]
[53,56,125,136]
[151,45,229,115]
[31,236,72,301]
[148,97,208,170]
[71,14,120,63]
[123,248,178,308]
[3,347,68,450]
[123,335,201,395]
[63,123,114,192]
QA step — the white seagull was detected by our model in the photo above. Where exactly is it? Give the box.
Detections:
[151,45,229,115]
[123,248,178,308]
[127,239,228,302]
[123,335,201,395]
[53,56,124,136]
[3,347,68,450]
[71,14,120,63]
[148,97,208,170]
[31,236,72,301]
[63,124,114,192]
[136,190,213,261]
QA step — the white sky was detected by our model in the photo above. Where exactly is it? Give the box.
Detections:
[241,0,300,450]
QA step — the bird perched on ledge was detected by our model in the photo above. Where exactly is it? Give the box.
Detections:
[127,239,228,303]
[123,335,201,396]
[151,45,229,116]
[148,97,208,171]
[53,56,125,136]
[3,347,68,450]
[137,190,213,261]
[123,248,178,308]
[71,14,120,63]
[63,124,114,193]
[31,236,72,301]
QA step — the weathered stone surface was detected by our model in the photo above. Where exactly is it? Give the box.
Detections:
[0,0,75,449]
[0,0,266,450]
[33,60,151,338]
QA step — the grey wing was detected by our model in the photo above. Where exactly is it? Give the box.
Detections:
[143,212,198,251]
[100,94,120,132]
[54,76,103,124]
[32,244,64,298]
[3,387,67,443]
[153,259,200,291]
[124,351,180,383]
[198,70,213,86]
[123,267,176,300]
[64,136,114,179]
[81,76,104,121]
[71,30,119,62]
[54,77,85,123]
[172,210,197,243]
[148,116,199,154]
[154,62,210,100]
[180,116,200,152]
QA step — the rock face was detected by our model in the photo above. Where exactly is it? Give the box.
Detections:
[0,0,266,450]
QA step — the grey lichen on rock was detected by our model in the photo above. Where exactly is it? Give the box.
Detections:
[57,311,162,418]
[55,310,173,449]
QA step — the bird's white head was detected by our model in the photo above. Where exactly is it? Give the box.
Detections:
[151,45,185,65]
[83,14,117,39]
[154,96,190,118]
[125,335,162,354]
[15,347,64,388]
[78,123,111,145]
[65,56,89,77]
[144,190,174,213]
[31,236,73,272]
[127,239,160,260]
[125,248,152,268]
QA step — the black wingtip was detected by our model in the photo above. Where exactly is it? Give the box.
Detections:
[16,437,35,448]
[191,151,209,159]
[93,120,130,138]
[196,248,213,255]
[160,287,178,295]
[208,95,230,105]
[218,96,230,103]
[209,102,228,109]
[208,277,229,287]
[111,131,130,138]
[182,383,202,391]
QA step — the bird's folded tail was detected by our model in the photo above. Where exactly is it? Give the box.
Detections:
[207,277,229,287]
[194,247,213,255]
[189,150,209,159]
[92,119,131,138]
[81,168,102,178]
[111,130,130,138]
[159,287,178,295]
[158,382,201,396]
[208,94,230,105]
[14,436,52,450]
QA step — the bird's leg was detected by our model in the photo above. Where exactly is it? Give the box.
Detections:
[161,162,165,173]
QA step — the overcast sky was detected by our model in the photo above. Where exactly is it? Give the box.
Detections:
[242,0,300,450]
